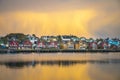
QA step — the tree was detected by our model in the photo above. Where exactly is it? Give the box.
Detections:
[4,33,27,43]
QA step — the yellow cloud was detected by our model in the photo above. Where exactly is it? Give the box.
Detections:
[0,10,96,37]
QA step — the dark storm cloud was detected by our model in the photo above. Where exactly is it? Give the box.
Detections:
[0,0,75,12]
[0,0,119,12]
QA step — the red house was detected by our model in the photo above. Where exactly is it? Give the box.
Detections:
[102,42,108,49]
[89,42,97,50]
[23,40,32,49]
[47,41,58,48]
[9,41,19,49]
[36,41,46,48]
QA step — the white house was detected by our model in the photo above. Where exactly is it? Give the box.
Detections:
[27,34,38,44]
[41,36,57,42]
[91,42,97,50]
[61,35,71,42]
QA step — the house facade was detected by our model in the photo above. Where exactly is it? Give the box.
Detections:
[23,40,32,49]
[47,41,58,49]
[89,42,98,50]
[9,41,19,49]
[36,41,46,49]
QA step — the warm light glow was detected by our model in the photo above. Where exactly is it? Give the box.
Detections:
[0,10,96,37]
[0,0,120,38]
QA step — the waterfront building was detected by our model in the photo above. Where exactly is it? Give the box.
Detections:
[41,36,57,42]
[23,40,32,49]
[79,41,88,50]
[71,36,79,42]
[9,40,19,49]
[59,43,68,49]
[74,41,80,49]
[102,42,109,50]
[18,42,23,49]
[67,41,74,49]
[61,35,71,42]
[0,40,4,46]
[60,35,78,42]
[79,37,86,41]
[27,34,38,44]
[0,40,6,49]
[41,36,49,41]
[107,39,120,46]
[105,39,120,49]
[36,41,46,49]
[89,42,97,50]
[47,41,58,49]
[86,38,94,43]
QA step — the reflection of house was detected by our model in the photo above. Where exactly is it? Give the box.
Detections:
[9,41,19,49]
[23,40,32,49]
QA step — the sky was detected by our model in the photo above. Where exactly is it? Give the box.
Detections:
[0,0,120,38]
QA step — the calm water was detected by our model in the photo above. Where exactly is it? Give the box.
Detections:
[0,53,120,80]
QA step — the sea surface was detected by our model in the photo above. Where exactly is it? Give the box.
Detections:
[0,53,120,80]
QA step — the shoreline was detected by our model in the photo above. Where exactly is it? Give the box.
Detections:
[0,49,120,53]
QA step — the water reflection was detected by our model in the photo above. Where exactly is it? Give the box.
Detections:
[0,59,120,69]
[0,53,120,80]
